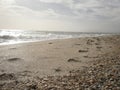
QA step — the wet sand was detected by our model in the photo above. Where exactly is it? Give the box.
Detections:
[0,35,120,90]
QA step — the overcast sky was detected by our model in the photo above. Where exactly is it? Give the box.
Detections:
[0,0,120,32]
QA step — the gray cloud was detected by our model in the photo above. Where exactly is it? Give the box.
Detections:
[14,0,120,21]
[15,0,75,16]
[0,0,120,32]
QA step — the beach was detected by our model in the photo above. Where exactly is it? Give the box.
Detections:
[0,35,120,90]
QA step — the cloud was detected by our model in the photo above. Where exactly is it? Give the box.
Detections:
[39,0,64,3]
[15,0,75,17]
[0,0,120,32]
[1,0,120,20]
[0,0,15,5]
[13,0,120,21]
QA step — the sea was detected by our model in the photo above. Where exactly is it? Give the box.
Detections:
[0,29,114,45]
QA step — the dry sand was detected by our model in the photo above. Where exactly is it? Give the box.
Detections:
[0,35,120,90]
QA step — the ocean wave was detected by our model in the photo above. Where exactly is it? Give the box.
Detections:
[0,29,110,45]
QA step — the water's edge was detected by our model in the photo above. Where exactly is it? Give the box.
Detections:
[0,29,115,45]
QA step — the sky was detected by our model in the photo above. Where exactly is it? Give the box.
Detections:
[0,0,120,32]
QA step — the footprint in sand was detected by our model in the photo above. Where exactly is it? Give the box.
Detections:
[7,58,22,62]
[96,46,102,51]
[48,42,53,44]
[96,46,102,49]
[67,58,81,62]
[84,56,89,58]
[95,43,100,45]
[54,67,62,72]
[84,56,99,58]
[78,49,88,53]
[0,73,16,80]
[75,44,81,45]
[87,39,95,45]
[10,47,16,50]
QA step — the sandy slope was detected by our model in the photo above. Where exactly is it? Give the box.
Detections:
[0,35,120,89]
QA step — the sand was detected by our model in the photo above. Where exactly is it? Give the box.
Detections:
[0,35,120,90]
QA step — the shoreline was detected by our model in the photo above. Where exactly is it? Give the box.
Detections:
[0,35,120,89]
[0,34,112,46]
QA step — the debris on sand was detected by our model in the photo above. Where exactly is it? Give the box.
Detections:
[37,55,120,90]
[1,54,120,90]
